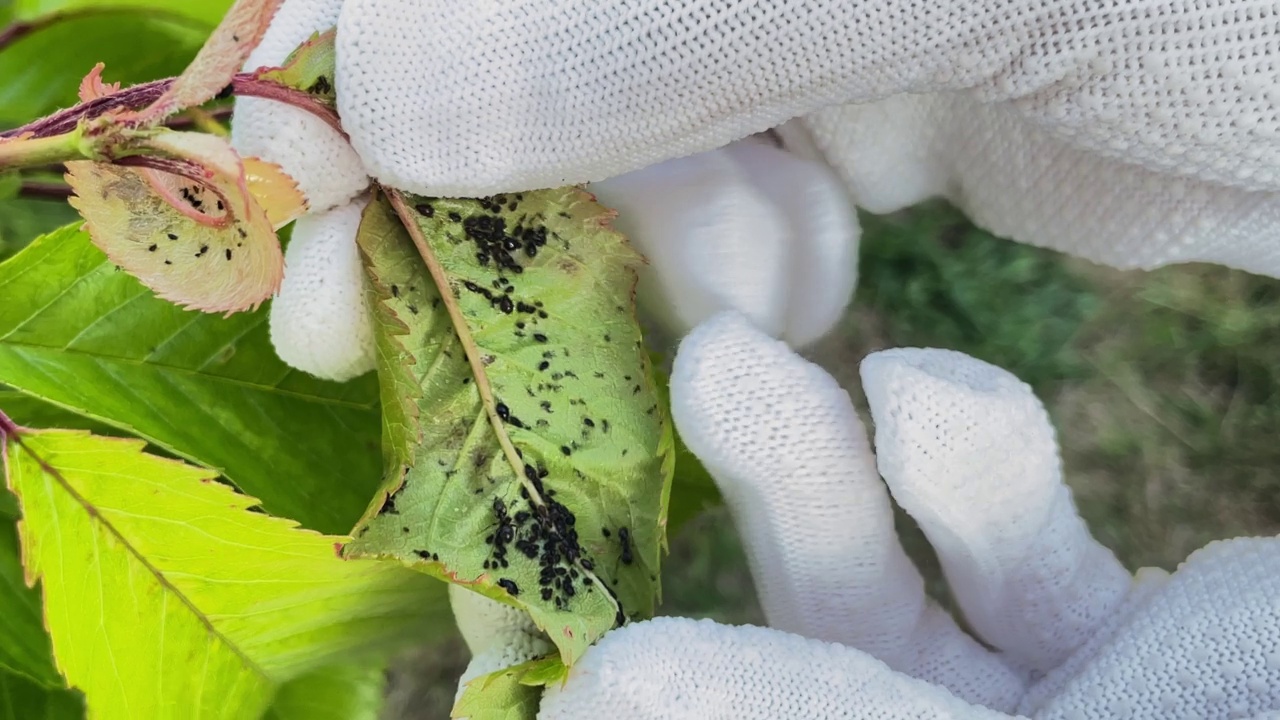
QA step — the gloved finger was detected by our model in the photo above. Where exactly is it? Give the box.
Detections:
[792,93,1280,278]
[449,583,542,655]
[1022,537,1280,719]
[232,0,368,213]
[268,198,376,381]
[860,348,1132,674]
[448,584,551,713]
[538,617,1015,720]
[589,139,856,348]
[332,0,1006,196]
[670,313,1026,711]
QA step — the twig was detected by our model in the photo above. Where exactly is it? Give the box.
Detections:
[18,180,73,200]
[0,73,340,142]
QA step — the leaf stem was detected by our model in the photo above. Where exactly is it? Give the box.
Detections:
[0,73,341,142]
[0,128,90,173]
[17,180,73,200]
[0,409,18,438]
[385,189,548,507]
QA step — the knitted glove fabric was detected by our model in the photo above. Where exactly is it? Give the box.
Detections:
[233,0,858,378]
[235,0,1278,379]
[534,313,1280,719]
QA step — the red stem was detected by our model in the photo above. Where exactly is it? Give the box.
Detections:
[17,180,72,200]
[0,73,340,141]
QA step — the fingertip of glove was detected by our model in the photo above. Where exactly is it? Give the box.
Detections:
[858,348,1043,443]
[268,201,376,381]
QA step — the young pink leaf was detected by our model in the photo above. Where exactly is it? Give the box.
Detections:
[125,0,285,125]
[77,63,121,103]
[65,132,290,314]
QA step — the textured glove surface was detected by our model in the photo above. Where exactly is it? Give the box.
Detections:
[535,314,1280,720]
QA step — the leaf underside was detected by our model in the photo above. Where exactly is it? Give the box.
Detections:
[2,426,448,719]
[345,189,673,665]
[65,129,289,314]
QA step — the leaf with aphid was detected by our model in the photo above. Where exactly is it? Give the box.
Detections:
[256,29,338,106]
[65,131,302,314]
[125,0,286,126]
[345,190,674,666]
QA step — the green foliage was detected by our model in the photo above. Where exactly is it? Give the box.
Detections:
[265,663,386,720]
[346,192,673,665]
[4,425,449,719]
[0,225,383,534]
[0,671,83,720]
[857,202,1099,388]
[0,522,57,688]
[452,657,562,720]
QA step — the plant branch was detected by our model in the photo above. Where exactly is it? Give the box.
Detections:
[18,180,73,200]
[0,73,341,143]
[0,129,90,173]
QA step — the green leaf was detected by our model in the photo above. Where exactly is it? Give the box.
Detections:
[345,191,674,665]
[0,197,77,263]
[255,29,337,106]
[0,670,82,720]
[451,660,544,720]
[265,662,385,720]
[0,14,209,128]
[0,225,383,534]
[3,424,449,719]
[0,520,59,688]
[9,0,233,27]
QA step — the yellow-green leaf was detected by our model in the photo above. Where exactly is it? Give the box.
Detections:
[2,422,448,719]
[345,190,673,665]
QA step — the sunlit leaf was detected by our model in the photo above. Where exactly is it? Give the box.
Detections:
[2,423,449,719]
[0,225,382,534]
[345,190,673,665]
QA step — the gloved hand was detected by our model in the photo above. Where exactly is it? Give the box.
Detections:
[233,0,1280,381]
[519,312,1279,719]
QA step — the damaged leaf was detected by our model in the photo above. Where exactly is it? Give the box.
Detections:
[65,130,301,313]
[344,189,673,665]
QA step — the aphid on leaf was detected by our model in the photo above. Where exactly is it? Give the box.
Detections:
[65,133,304,314]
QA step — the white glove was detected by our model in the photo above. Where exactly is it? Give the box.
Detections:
[532,312,1280,719]
[233,0,1280,381]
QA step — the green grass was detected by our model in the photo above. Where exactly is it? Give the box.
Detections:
[400,200,1280,717]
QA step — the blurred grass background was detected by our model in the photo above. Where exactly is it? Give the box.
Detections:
[387,199,1280,717]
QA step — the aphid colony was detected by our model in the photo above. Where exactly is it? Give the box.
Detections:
[476,462,630,627]
[382,193,654,627]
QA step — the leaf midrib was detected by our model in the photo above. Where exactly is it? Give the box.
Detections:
[13,436,272,683]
